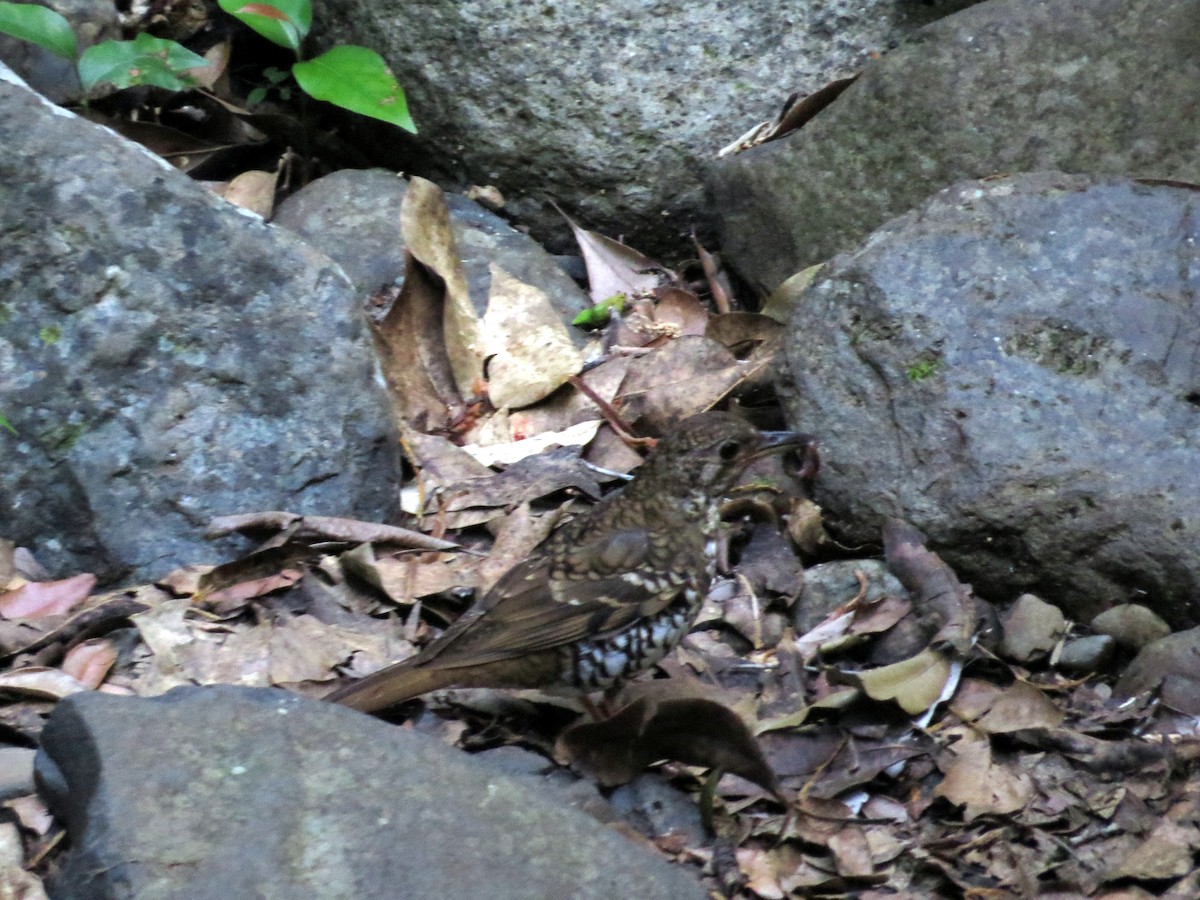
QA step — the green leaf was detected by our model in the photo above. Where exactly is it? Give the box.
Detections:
[246,85,267,106]
[0,412,15,435]
[0,2,77,60]
[292,46,415,132]
[78,33,209,93]
[217,0,310,52]
[572,293,627,328]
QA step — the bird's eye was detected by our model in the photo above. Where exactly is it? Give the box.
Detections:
[718,439,741,461]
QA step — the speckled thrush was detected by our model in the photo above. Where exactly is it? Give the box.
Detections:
[326,411,815,713]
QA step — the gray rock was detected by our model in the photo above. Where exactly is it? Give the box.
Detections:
[711,0,1200,290]
[273,168,591,326]
[312,0,978,257]
[0,74,400,584]
[35,686,705,900]
[1054,635,1115,677]
[779,172,1200,626]
[1114,627,1200,715]
[1091,604,1171,651]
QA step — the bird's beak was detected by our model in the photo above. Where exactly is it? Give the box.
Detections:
[757,431,820,480]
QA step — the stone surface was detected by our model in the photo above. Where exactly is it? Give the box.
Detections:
[1114,627,1200,715]
[795,559,906,636]
[1054,635,1115,677]
[312,0,978,258]
[711,0,1200,290]
[1000,594,1065,664]
[779,172,1200,626]
[273,168,591,326]
[1091,604,1172,652]
[35,686,705,899]
[0,72,401,584]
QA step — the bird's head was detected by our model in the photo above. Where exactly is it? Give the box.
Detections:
[633,411,817,498]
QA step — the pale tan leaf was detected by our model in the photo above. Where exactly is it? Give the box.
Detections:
[401,177,485,396]
[482,265,584,409]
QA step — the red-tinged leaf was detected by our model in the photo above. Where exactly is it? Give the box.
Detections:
[0,573,95,619]
[236,3,289,20]
[62,638,119,689]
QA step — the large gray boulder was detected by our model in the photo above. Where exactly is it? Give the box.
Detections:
[711,0,1200,291]
[313,0,977,256]
[781,172,1200,626]
[36,686,705,899]
[0,70,401,584]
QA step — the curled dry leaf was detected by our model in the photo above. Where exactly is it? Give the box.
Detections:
[556,691,780,795]
[0,585,165,659]
[458,419,603,467]
[61,639,119,689]
[0,667,89,701]
[373,251,459,431]
[838,648,955,716]
[205,512,457,550]
[883,519,985,655]
[0,573,95,620]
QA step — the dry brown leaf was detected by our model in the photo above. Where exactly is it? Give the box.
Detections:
[512,357,631,438]
[202,568,304,615]
[652,286,709,336]
[560,210,663,305]
[616,334,744,430]
[373,254,458,430]
[692,236,732,314]
[934,727,1033,820]
[1103,821,1200,882]
[950,678,1065,734]
[0,573,95,620]
[268,614,351,684]
[0,821,47,899]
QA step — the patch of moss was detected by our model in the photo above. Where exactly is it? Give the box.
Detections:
[1003,322,1122,376]
[43,421,88,451]
[905,358,941,381]
[38,324,61,345]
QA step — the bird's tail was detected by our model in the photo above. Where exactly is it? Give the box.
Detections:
[324,660,462,713]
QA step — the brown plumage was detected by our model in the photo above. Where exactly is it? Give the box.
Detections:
[326,412,814,713]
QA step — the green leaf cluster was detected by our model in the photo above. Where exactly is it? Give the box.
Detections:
[0,0,415,131]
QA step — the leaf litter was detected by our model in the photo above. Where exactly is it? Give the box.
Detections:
[5,186,1200,897]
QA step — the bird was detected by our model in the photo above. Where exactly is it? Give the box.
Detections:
[326,411,815,713]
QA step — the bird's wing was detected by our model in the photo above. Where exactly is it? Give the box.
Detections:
[417,527,704,669]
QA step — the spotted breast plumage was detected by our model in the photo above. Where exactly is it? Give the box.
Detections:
[326,411,815,713]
